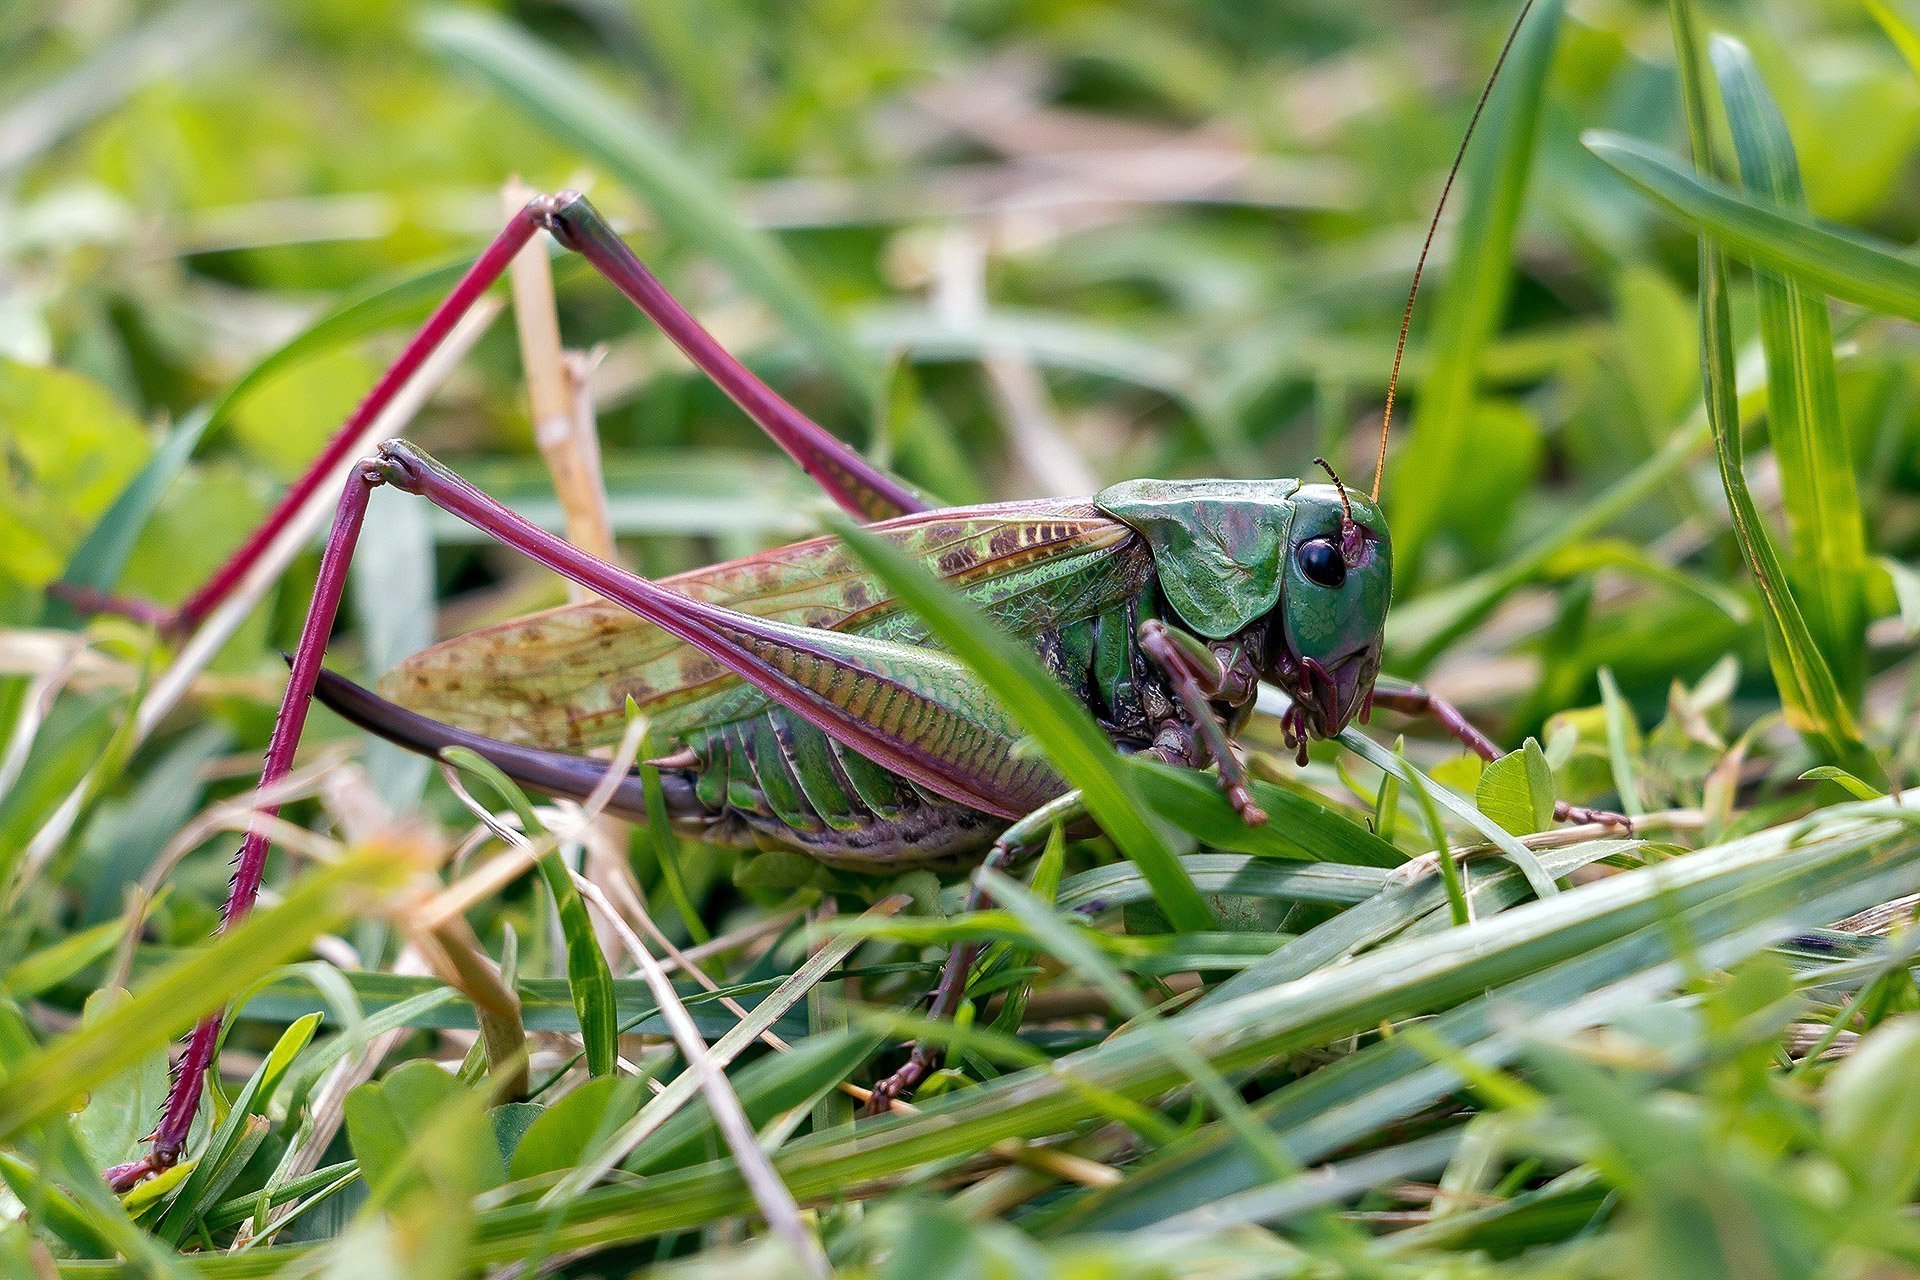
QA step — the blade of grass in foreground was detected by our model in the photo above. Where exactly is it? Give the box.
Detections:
[451,802,1920,1265]
[439,747,619,1079]
[46,802,1920,1277]
[1062,834,1913,1231]
[1711,36,1869,706]
[833,521,1215,932]
[0,840,424,1147]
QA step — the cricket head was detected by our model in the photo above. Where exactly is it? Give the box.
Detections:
[1094,471,1391,742]
[1271,478,1389,741]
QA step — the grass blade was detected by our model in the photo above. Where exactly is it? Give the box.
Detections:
[1661,0,1881,784]
[439,802,1920,1262]
[1711,36,1869,705]
[0,839,423,1147]
[1583,130,1920,324]
[439,747,619,1079]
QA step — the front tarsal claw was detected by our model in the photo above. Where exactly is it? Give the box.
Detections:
[1555,800,1633,832]
[1225,783,1268,827]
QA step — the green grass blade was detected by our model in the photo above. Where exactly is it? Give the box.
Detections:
[0,841,420,1147]
[439,747,619,1079]
[49,253,516,615]
[981,870,1300,1184]
[1864,0,1920,78]
[0,1150,116,1256]
[1061,829,1912,1231]
[1662,0,1881,784]
[420,8,875,404]
[45,408,212,624]
[1711,36,1869,705]
[1123,759,1401,868]
[1309,690,1557,898]
[533,853,619,1079]
[435,803,1920,1262]
[1054,854,1391,915]
[832,520,1214,932]
[1387,0,1563,576]
[1583,131,1920,324]
[153,1013,320,1244]
[638,757,709,946]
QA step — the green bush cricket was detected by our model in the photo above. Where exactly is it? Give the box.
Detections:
[52,0,1625,1190]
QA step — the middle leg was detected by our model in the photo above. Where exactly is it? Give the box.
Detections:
[866,791,1085,1112]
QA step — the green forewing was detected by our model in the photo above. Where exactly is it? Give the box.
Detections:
[379,499,1150,751]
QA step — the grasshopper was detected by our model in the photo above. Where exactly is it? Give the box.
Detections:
[63,0,1615,1190]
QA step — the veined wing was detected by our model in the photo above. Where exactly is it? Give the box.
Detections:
[376,498,1148,751]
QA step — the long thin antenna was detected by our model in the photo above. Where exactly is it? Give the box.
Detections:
[1315,456,1367,565]
[1313,456,1353,522]
[1371,0,1540,503]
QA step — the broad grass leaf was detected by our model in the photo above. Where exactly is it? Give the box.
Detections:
[1476,739,1555,837]
[1823,1015,1920,1203]
[69,990,169,1172]
[346,1062,503,1205]
[0,360,147,596]
[509,1075,645,1182]
[0,843,420,1147]
[489,1103,544,1171]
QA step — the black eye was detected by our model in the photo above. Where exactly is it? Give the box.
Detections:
[1297,538,1346,588]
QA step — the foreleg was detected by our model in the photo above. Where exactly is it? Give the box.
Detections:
[105,458,381,1189]
[1137,619,1267,826]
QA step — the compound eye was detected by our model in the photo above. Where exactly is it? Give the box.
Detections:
[1297,537,1346,589]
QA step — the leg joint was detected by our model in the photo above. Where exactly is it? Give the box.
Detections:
[528,189,592,247]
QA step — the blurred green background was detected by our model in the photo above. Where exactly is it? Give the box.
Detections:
[9,0,1920,1270]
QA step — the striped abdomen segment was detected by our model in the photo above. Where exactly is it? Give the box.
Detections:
[670,590,1182,862]
[678,713,1006,867]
